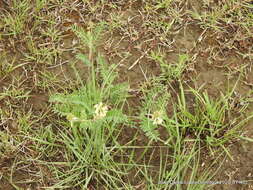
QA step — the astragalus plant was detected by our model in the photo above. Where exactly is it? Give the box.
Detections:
[49,53,130,189]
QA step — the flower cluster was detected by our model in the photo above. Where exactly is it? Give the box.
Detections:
[66,102,109,123]
[94,102,108,120]
[66,102,163,126]
[150,110,163,125]
[66,113,80,122]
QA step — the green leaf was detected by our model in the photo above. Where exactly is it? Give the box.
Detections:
[76,54,91,66]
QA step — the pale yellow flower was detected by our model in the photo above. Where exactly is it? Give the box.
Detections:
[151,110,163,125]
[66,113,79,122]
[94,102,108,120]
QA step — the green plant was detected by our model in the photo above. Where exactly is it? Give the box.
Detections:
[138,79,170,142]
[34,0,49,13]
[0,131,16,158]
[138,78,253,155]
[47,52,130,188]
[188,0,253,33]
[149,51,189,82]
[1,0,30,36]
[72,22,106,60]
[23,35,60,65]
[135,121,221,190]
[174,83,253,155]
[0,54,27,78]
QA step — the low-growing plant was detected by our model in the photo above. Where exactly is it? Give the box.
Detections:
[145,143,219,190]
[176,83,253,154]
[0,131,16,158]
[138,79,170,142]
[0,53,27,78]
[138,79,253,156]
[149,51,189,82]
[48,53,130,189]
[1,0,30,36]
[135,114,220,190]
[72,22,106,60]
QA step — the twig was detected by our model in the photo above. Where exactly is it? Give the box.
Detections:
[128,48,150,70]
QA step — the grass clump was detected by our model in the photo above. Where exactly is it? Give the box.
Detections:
[138,78,253,156]
[1,0,30,36]
[175,83,253,152]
